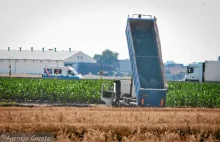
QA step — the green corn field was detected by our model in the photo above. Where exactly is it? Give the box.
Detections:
[0,77,220,107]
[0,77,112,104]
[166,81,220,108]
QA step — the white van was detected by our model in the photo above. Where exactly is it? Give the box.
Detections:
[42,65,82,80]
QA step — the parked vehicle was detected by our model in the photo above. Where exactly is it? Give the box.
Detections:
[42,65,82,80]
[101,14,167,107]
[185,61,220,82]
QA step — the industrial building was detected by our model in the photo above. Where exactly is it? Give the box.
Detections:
[0,47,96,74]
[118,59,132,73]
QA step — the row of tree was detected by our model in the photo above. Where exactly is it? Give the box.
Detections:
[93,49,119,68]
[93,49,220,74]
[93,49,186,80]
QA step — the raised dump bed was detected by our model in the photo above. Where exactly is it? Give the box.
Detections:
[125,14,167,107]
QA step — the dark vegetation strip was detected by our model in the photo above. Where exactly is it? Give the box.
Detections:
[0,77,220,107]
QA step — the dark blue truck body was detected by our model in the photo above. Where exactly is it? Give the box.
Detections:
[125,15,167,107]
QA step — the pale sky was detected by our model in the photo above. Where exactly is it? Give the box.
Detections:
[0,0,219,65]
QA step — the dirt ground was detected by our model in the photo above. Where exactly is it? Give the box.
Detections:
[0,107,219,142]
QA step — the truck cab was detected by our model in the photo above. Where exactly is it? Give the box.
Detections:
[101,79,137,107]
[42,65,82,80]
[185,62,203,82]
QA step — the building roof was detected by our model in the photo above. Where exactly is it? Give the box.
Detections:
[0,49,79,60]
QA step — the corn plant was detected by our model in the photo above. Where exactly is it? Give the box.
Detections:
[0,77,112,103]
[166,82,220,108]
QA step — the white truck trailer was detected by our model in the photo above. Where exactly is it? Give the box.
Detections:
[185,61,220,82]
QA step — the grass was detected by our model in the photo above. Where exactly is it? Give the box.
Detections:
[0,107,220,141]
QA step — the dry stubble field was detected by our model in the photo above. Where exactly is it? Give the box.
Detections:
[0,107,220,142]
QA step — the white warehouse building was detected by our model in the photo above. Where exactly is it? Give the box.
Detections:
[0,47,96,74]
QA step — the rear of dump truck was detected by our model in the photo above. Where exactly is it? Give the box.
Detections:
[125,14,167,107]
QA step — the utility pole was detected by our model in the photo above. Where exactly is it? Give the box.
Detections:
[100,60,103,79]
[9,64,11,77]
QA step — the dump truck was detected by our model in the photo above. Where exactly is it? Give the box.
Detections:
[185,61,220,82]
[101,14,167,107]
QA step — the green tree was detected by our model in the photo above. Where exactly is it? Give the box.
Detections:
[218,56,220,61]
[93,49,119,67]
[165,60,175,65]
[93,54,103,64]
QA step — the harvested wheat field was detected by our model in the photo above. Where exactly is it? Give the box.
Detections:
[0,107,220,142]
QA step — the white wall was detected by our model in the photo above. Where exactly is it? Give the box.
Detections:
[0,59,63,74]
[0,59,14,73]
[64,51,96,63]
